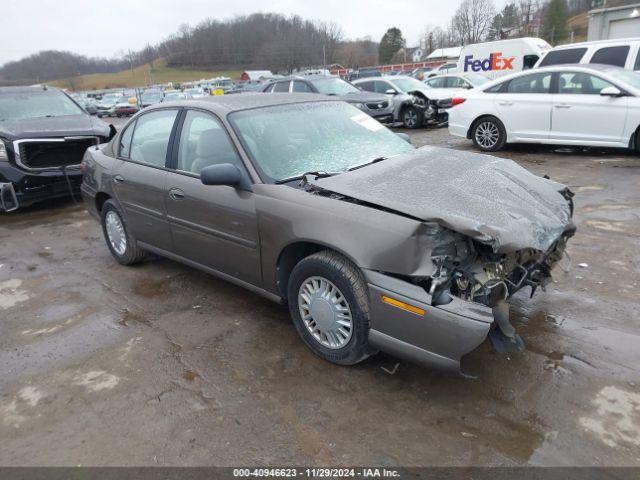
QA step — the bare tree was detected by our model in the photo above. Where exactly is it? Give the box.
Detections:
[451,0,497,44]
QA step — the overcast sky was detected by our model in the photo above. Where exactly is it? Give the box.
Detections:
[1,0,508,65]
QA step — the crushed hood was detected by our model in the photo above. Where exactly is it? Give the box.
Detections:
[311,146,573,253]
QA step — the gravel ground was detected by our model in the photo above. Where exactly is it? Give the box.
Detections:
[0,118,639,466]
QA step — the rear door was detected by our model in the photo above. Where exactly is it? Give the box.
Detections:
[551,71,628,144]
[494,71,553,140]
[112,109,179,250]
[165,109,261,285]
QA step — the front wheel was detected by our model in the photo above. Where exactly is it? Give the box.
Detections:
[101,200,146,265]
[471,116,507,152]
[401,105,423,129]
[288,251,373,365]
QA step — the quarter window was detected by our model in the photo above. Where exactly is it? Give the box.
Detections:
[506,73,552,94]
[558,72,615,95]
[129,109,178,167]
[118,121,135,159]
[590,46,630,68]
[635,51,640,71]
[177,110,244,175]
[538,48,588,67]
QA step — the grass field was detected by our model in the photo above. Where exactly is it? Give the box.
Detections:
[51,59,241,91]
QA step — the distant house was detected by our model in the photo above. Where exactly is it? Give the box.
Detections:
[426,46,462,62]
[404,47,425,63]
[240,70,274,82]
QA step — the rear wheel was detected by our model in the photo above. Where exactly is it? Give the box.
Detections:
[402,105,423,129]
[101,200,146,265]
[472,116,507,152]
[287,251,373,365]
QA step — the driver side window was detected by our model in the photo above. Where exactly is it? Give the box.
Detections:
[177,110,245,176]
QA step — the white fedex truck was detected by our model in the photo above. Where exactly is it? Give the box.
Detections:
[457,37,552,80]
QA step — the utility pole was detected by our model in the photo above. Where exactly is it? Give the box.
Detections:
[323,45,326,71]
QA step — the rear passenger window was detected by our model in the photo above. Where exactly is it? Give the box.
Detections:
[590,46,630,67]
[446,77,468,88]
[292,81,313,93]
[129,110,178,168]
[177,110,244,175]
[273,81,290,93]
[538,48,588,67]
[506,73,552,94]
[118,121,135,159]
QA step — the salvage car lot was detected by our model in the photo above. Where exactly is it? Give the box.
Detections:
[0,119,639,466]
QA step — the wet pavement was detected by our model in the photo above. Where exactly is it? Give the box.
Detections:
[0,123,639,466]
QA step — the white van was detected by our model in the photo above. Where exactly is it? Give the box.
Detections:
[457,37,551,80]
[534,38,640,70]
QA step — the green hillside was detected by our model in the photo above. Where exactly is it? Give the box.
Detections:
[51,59,241,91]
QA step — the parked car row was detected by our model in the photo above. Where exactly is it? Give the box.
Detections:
[448,64,640,153]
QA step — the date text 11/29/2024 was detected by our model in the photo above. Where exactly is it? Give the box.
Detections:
[233,468,400,478]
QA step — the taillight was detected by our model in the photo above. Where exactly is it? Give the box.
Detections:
[451,97,466,107]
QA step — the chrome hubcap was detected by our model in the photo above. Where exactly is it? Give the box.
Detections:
[105,211,127,256]
[298,276,353,349]
[475,121,500,149]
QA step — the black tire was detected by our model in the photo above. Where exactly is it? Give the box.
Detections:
[287,250,374,366]
[635,127,640,154]
[471,116,507,152]
[401,105,423,129]
[100,199,146,266]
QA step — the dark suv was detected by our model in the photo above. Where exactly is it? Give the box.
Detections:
[261,75,394,124]
[0,86,113,212]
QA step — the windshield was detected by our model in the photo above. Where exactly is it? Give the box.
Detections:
[230,102,414,183]
[391,77,426,92]
[164,93,186,101]
[310,78,360,95]
[464,73,491,86]
[606,68,640,90]
[0,90,84,121]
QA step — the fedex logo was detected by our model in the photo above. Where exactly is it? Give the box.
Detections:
[463,52,515,72]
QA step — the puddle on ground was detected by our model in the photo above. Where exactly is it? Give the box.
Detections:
[133,277,171,298]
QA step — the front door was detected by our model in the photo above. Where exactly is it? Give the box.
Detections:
[551,72,628,144]
[112,109,179,251]
[165,109,261,286]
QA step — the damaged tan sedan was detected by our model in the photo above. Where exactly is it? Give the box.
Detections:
[81,94,575,372]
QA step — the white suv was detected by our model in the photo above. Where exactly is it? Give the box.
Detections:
[535,38,640,71]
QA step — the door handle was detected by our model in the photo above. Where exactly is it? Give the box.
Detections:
[498,101,513,106]
[555,104,572,109]
[114,175,125,183]
[168,188,185,201]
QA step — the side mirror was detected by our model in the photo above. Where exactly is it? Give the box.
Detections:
[200,164,243,187]
[600,86,623,97]
[385,89,397,95]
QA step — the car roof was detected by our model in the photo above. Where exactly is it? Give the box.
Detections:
[146,92,339,114]
[549,38,640,49]
[534,63,629,73]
